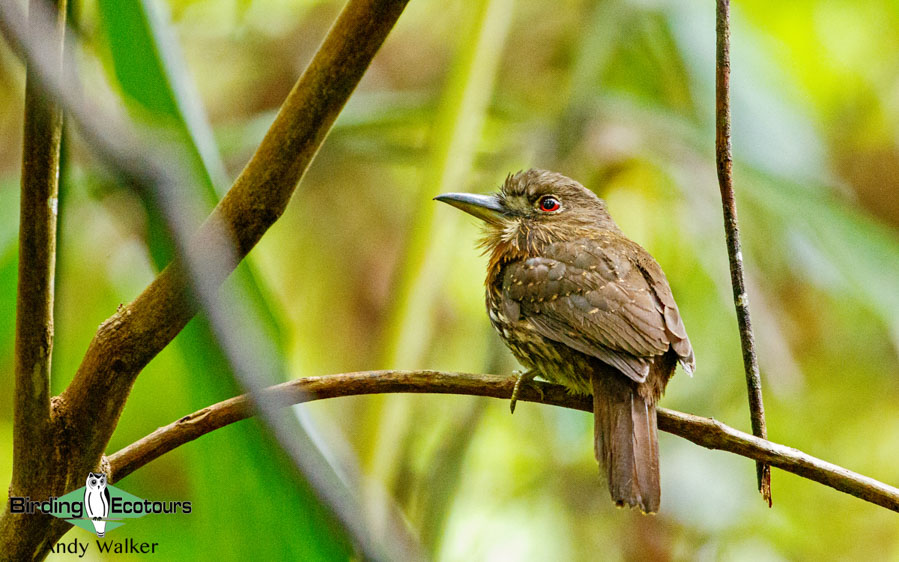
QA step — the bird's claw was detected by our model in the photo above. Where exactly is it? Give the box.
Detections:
[510,370,541,414]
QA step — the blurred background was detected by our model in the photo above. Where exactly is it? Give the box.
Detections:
[2,0,899,559]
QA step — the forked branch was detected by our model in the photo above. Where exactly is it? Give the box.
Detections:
[0,0,410,557]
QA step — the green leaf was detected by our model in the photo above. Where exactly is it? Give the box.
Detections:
[96,0,228,197]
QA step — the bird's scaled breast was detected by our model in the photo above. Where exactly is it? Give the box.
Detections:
[486,288,594,395]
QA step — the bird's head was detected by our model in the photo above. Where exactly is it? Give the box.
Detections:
[435,169,621,256]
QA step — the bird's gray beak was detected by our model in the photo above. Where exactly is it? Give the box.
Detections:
[434,192,508,224]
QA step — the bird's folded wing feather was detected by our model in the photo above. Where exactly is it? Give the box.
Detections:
[501,235,691,382]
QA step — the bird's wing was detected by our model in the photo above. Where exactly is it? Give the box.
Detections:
[502,235,690,382]
[630,244,695,373]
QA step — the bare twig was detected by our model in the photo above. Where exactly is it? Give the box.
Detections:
[107,371,899,512]
[715,0,771,505]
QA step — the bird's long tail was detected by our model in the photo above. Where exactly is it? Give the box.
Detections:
[592,372,660,514]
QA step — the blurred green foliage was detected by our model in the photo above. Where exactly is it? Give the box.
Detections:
[2,0,899,559]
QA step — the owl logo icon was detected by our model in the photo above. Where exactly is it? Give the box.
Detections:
[83,472,111,537]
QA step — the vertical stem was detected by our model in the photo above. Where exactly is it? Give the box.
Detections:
[11,0,67,497]
[715,0,772,506]
[1,0,70,558]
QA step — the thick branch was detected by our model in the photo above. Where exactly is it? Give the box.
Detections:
[108,371,899,513]
[715,0,771,504]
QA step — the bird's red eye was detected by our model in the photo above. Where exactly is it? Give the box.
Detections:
[538,196,561,212]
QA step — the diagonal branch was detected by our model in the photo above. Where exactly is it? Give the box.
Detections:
[53,0,409,479]
[715,0,772,505]
[107,371,899,513]
[11,0,66,505]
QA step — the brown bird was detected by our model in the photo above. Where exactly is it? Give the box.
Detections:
[436,169,694,513]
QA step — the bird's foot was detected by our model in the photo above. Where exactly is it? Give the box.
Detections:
[510,369,542,414]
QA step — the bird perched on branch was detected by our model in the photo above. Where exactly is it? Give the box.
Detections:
[436,169,694,513]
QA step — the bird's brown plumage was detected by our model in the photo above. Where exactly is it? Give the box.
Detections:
[437,169,694,513]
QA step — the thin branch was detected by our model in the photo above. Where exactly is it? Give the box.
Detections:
[715,0,771,505]
[107,371,899,513]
